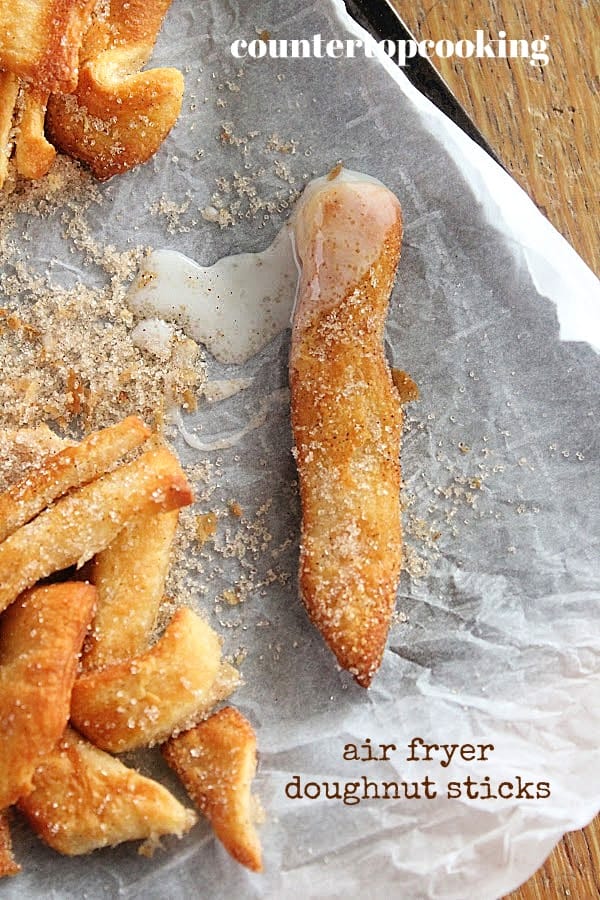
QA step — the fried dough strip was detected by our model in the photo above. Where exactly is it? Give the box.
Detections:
[0,415,150,544]
[0,446,193,613]
[0,71,19,189]
[83,508,179,669]
[14,87,55,180]
[18,727,196,855]
[47,0,184,180]
[72,608,225,751]
[0,583,96,808]
[163,707,262,872]
[0,0,95,93]
[290,175,403,687]
[0,812,20,878]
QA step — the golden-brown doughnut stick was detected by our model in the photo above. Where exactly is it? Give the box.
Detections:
[0,582,96,808]
[290,173,404,687]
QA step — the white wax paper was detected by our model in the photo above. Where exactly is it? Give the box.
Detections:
[2,1,599,898]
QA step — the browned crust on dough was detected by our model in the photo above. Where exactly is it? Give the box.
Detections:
[14,87,55,180]
[163,707,262,872]
[0,71,19,189]
[290,188,403,687]
[0,582,96,808]
[80,0,176,59]
[0,0,96,92]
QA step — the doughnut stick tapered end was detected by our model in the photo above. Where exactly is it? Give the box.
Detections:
[163,707,263,872]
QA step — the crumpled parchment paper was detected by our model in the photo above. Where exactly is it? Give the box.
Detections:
[1,1,599,898]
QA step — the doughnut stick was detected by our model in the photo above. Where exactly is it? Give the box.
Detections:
[0,446,193,614]
[0,583,96,808]
[18,727,196,855]
[0,71,19,189]
[290,174,404,687]
[0,416,151,544]
[14,86,55,180]
[83,507,180,669]
[163,707,262,872]
[71,608,224,752]
[47,0,184,180]
[0,812,20,878]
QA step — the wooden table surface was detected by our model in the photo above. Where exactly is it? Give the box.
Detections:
[389,1,599,897]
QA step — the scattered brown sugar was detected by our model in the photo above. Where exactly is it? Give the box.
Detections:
[149,194,194,235]
[193,71,310,230]
[221,588,241,606]
[392,368,419,404]
[196,512,218,546]
[265,134,296,154]
[402,545,430,580]
[0,157,206,436]
[327,161,344,181]
[167,488,292,622]
[0,427,72,492]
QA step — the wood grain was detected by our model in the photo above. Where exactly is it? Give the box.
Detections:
[389,1,600,896]
[391,0,599,275]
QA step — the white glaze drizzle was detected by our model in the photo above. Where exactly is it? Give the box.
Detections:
[127,168,386,366]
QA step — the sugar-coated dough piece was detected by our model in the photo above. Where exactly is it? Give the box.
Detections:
[83,508,180,669]
[0,583,96,808]
[71,608,225,751]
[14,87,55,180]
[47,0,184,180]
[0,71,19,190]
[163,707,262,872]
[19,727,197,855]
[0,445,194,614]
[0,812,20,878]
[290,174,403,687]
[0,80,56,188]
[0,0,95,92]
[0,415,150,544]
